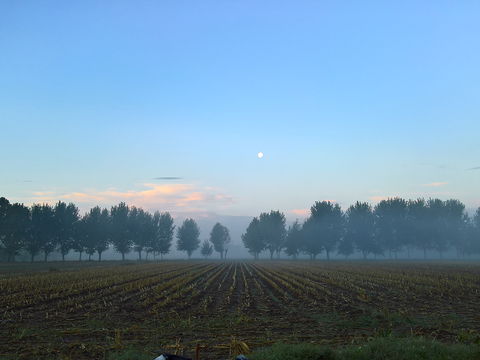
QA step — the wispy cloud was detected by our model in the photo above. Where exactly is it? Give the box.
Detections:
[368,196,396,203]
[28,183,237,215]
[421,182,448,187]
[468,166,480,170]
[154,177,183,180]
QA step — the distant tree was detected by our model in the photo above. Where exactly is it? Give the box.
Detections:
[0,202,30,262]
[374,197,408,259]
[200,240,214,258]
[110,202,132,260]
[407,198,432,260]
[72,216,88,261]
[308,201,344,260]
[284,220,302,260]
[133,208,155,260]
[444,199,468,258]
[259,210,286,259]
[29,203,56,261]
[154,211,175,260]
[426,198,449,259]
[242,217,264,260]
[346,201,378,260]
[53,201,80,261]
[176,218,200,259]
[337,232,355,259]
[472,208,480,255]
[301,217,324,260]
[209,222,231,259]
[81,206,110,261]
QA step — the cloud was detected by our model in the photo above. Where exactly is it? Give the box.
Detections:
[27,183,238,215]
[368,196,394,203]
[468,166,480,170]
[421,182,448,187]
[292,209,310,216]
[154,177,183,180]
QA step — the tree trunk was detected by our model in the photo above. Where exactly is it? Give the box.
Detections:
[138,251,142,260]
[31,253,35,262]
[45,252,48,262]
[326,250,330,260]
[363,251,367,260]
[98,251,102,261]
[423,248,427,260]
[122,252,125,261]
[62,253,65,261]
[407,246,411,259]
[161,253,163,260]
[395,251,397,260]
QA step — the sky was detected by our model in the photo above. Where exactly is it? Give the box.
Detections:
[1,1,480,244]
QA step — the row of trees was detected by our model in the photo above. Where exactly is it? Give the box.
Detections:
[242,198,480,260]
[0,197,232,262]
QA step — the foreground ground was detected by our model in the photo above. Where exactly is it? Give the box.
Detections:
[1,260,480,359]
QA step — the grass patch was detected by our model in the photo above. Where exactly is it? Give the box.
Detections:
[250,338,480,360]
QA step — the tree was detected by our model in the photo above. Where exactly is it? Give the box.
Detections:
[426,198,449,259]
[259,210,286,259]
[284,220,301,260]
[444,199,467,258]
[82,206,110,261]
[406,198,430,259]
[242,217,264,260]
[29,203,56,261]
[133,208,155,260]
[53,201,80,261]
[374,197,408,259]
[301,217,324,260]
[308,201,344,260]
[153,211,175,260]
[346,201,378,260]
[200,240,213,258]
[176,218,200,259]
[1,202,30,262]
[209,222,231,259]
[110,202,132,260]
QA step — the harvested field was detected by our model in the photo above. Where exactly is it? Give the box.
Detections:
[1,260,480,359]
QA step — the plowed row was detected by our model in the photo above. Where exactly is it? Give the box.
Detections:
[1,260,480,359]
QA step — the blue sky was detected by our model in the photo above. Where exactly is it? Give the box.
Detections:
[2,1,480,229]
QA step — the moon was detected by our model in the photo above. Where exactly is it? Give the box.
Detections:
[257,152,264,158]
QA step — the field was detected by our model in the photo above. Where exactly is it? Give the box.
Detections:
[1,260,480,359]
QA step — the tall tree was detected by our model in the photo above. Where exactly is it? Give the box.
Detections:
[176,218,200,259]
[259,210,286,259]
[374,197,408,259]
[200,240,214,258]
[53,201,80,261]
[154,211,175,260]
[110,202,131,260]
[82,206,110,261]
[29,203,56,261]
[301,217,324,260]
[308,201,344,260]
[133,208,155,260]
[444,199,467,258]
[241,217,264,260]
[284,220,302,260]
[1,202,30,262]
[346,201,378,260]
[426,198,449,259]
[209,222,231,259]
[407,198,432,260]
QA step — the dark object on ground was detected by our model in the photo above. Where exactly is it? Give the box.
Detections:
[155,354,192,360]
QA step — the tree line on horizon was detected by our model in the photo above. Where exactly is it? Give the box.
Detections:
[243,198,480,260]
[0,197,231,262]
[1,196,480,262]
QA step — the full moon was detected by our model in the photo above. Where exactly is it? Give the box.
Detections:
[257,152,264,158]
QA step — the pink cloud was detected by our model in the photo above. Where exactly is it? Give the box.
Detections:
[292,209,310,216]
[421,182,448,187]
[368,196,396,203]
[26,183,238,215]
